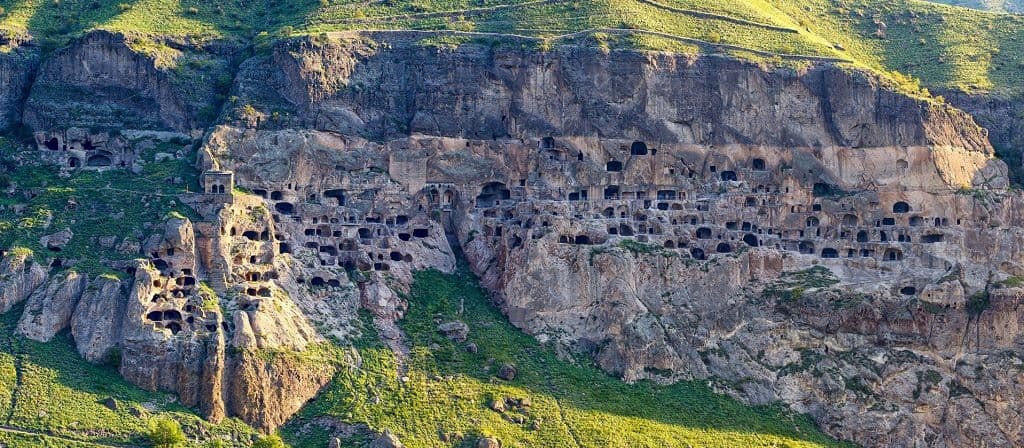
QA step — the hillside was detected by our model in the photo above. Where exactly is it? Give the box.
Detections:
[0,0,1022,447]
[929,0,1024,13]
[0,0,1022,95]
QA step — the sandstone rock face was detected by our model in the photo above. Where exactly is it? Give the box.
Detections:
[0,32,39,130]
[203,34,1017,447]
[0,251,49,313]
[71,275,126,363]
[2,30,1022,446]
[17,270,88,342]
[23,30,235,133]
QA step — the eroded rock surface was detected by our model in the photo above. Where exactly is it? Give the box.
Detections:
[3,30,1024,446]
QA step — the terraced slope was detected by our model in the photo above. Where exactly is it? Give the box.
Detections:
[0,0,1022,94]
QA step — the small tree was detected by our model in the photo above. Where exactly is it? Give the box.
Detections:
[252,434,287,448]
[146,417,186,448]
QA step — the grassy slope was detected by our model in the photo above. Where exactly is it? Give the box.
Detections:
[928,0,1024,13]
[0,0,1021,94]
[281,264,853,448]
[0,137,202,276]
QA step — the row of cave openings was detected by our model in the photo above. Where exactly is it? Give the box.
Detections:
[146,268,211,336]
[43,137,120,167]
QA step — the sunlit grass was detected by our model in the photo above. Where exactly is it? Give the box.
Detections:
[282,265,852,448]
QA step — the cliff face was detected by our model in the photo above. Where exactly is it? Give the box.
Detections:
[23,30,236,133]
[2,30,1022,446]
[243,34,991,154]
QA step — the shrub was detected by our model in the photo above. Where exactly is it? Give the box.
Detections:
[146,417,186,447]
[253,434,287,448]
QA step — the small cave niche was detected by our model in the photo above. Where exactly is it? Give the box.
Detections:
[798,241,815,255]
[716,243,732,253]
[412,228,429,238]
[690,248,706,260]
[900,286,917,295]
[475,182,511,208]
[574,235,592,245]
[45,138,59,151]
[153,259,169,271]
[68,157,79,168]
[324,189,346,206]
[166,322,182,334]
[720,171,737,181]
[751,158,766,171]
[892,201,911,214]
[243,230,260,241]
[696,228,712,239]
[630,141,648,156]
[275,202,295,215]
[606,160,623,172]
[921,234,944,244]
[86,154,112,167]
[743,234,759,247]
[884,248,903,261]
[821,248,839,258]
[389,251,403,262]
[270,191,283,200]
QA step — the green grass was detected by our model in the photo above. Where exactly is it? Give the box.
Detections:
[0,0,1021,95]
[281,261,853,448]
[0,137,201,276]
[0,305,260,447]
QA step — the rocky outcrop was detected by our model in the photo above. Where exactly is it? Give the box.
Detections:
[233,33,991,154]
[0,250,49,313]
[0,31,39,130]
[23,30,236,133]
[208,34,1019,447]
[17,270,88,341]
[3,30,1023,447]
[71,275,127,363]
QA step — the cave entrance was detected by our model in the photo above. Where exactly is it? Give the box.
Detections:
[476,182,511,208]
[86,154,112,167]
[324,189,346,206]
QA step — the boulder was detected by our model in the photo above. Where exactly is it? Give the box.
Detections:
[497,363,517,381]
[437,320,469,342]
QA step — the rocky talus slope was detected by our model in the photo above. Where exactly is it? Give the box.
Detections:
[1,30,1023,447]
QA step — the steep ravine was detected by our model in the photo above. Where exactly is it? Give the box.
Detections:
[1,29,1023,448]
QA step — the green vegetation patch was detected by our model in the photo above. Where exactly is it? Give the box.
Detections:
[763,265,840,303]
[283,261,852,447]
[0,138,200,277]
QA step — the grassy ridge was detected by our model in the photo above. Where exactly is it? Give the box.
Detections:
[281,264,853,448]
[0,0,1021,94]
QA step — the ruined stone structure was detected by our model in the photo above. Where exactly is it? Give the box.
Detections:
[33,128,134,169]
[2,30,1024,447]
